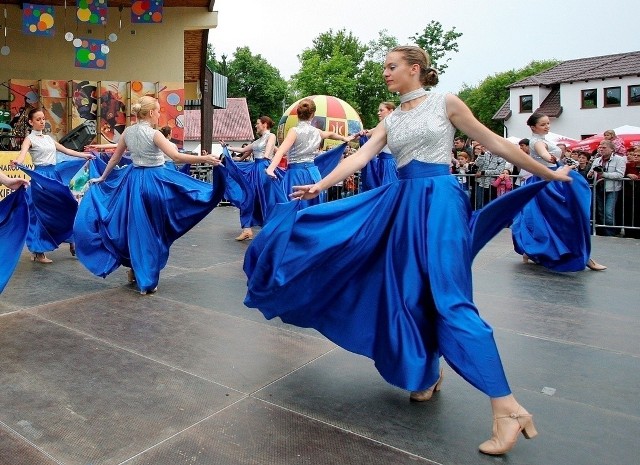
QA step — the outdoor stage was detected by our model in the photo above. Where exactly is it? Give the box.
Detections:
[0,205,638,465]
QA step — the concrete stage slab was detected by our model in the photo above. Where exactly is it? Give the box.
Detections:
[1,205,638,465]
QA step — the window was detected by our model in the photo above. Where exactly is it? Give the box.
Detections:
[581,89,597,109]
[629,85,640,106]
[519,95,533,113]
[604,87,621,107]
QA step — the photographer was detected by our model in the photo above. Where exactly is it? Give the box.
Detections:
[588,140,626,236]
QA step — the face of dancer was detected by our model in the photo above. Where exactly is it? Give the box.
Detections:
[149,102,160,125]
[383,51,419,94]
[530,115,550,136]
[377,104,392,121]
[255,119,265,134]
[29,111,46,132]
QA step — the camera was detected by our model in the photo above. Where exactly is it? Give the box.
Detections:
[593,166,603,172]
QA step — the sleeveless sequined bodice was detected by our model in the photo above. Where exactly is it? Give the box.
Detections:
[123,121,164,167]
[27,132,57,165]
[529,135,559,167]
[251,132,271,159]
[384,93,455,168]
[287,121,322,164]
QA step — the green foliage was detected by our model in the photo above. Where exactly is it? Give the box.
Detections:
[458,60,561,135]
[411,20,462,75]
[292,29,398,130]
[208,45,288,126]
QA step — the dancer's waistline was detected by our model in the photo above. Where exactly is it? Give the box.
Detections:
[287,162,316,170]
[398,161,451,179]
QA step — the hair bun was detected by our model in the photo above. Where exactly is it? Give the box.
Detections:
[131,103,142,113]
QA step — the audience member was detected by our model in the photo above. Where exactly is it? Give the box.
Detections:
[587,140,626,236]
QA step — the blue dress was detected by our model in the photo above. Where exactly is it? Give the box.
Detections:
[511,135,591,272]
[19,131,86,253]
[0,187,29,293]
[73,121,226,293]
[244,93,548,395]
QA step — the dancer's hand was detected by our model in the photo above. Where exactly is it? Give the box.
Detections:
[2,177,29,190]
[82,152,95,160]
[546,165,572,182]
[291,184,321,200]
[202,154,222,166]
[88,177,104,184]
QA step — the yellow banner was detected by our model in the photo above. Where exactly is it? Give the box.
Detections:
[0,151,33,200]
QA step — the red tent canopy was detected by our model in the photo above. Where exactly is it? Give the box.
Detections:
[567,133,640,153]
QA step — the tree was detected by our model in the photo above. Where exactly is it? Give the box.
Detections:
[411,20,462,75]
[457,60,560,134]
[209,46,288,125]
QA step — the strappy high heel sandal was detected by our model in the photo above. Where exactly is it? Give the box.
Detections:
[479,407,538,455]
[32,253,53,264]
[410,368,444,402]
[69,243,76,257]
[587,258,607,271]
[235,230,254,241]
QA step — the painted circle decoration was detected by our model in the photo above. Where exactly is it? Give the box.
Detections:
[277,95,363,150]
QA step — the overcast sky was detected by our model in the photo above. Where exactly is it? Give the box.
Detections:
[210,0,635,95]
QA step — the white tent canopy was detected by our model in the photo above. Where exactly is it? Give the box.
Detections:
[612,125,640,135]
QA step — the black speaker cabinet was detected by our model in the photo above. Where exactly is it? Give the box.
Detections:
[59,120,97,151]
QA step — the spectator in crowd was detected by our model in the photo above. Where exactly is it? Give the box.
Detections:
[474,145,506,208]
[603,129,627,157]
[453,136,472,157]
[588,140,626,236]
[512,139,531,188]
[576,152,592,180]
[622,147,640,238]
[455,151,471,198]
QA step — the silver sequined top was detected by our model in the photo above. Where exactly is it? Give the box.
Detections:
[251,132,272,159]
[287,121,322,164]
[529,135,559,167]
[123,121,164,167]
[27,132,57,166]
[384,92,455,168]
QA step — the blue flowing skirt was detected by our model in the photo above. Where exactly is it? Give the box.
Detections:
[0,187,29,293]
[511,170,591,272]
[361,152,399,191]
[244,160,549,395]
[235,158,282,226]
[20,160,87,253]
[74,159,226,292]
[280,162,326,209]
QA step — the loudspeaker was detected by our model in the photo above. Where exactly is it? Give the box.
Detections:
[59,120,97,151]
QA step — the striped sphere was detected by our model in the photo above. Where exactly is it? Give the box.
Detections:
[277,95,363,150]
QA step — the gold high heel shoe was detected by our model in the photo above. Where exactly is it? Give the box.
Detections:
[587,258,607,271]
[235,230,253,241]
[32,253,53,264]
[410,368,444,402]
[479,407,538,455]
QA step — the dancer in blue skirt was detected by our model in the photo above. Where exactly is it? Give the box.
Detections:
[245,46,572,455]
[512,112,606,271]
[360,101,399,191]
[75,96,225,295]
[0,174,30,293]
[265,98,354,209]
[222,116,278,241]
[12,107,94,263]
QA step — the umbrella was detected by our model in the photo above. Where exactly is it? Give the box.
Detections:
[567,132,640,153]
[277,95,363,150]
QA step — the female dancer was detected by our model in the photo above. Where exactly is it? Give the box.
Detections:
[12,108,93,263]
[360,101,399,191]
[76,96,224,294]
[244,46,573,455]
[265,98,353,209]
[222,116,277,241]
[512,112,606,271]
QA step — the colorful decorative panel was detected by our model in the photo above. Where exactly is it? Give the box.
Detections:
[158,83,185,148]
[40,80,68,98]
[71,80,98,129]
[41,98,67,140]
[22,4,56,37]
[131,0,163,24]
[128,81,156,125]
[76,0,108,25]
[74,38,107,69]
[98,81,127,143]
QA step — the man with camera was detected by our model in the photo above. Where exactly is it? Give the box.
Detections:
[588,140,626,236]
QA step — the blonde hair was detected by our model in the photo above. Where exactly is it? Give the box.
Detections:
[389,46,439,87]
[131,96,157,119]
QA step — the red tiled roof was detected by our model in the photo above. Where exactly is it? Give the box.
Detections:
[537,87,562,117]
[492,97,512,121]
[184,98,254,141]
[509,51,640,88]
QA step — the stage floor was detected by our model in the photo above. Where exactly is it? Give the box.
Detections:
[1,205,638,465]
